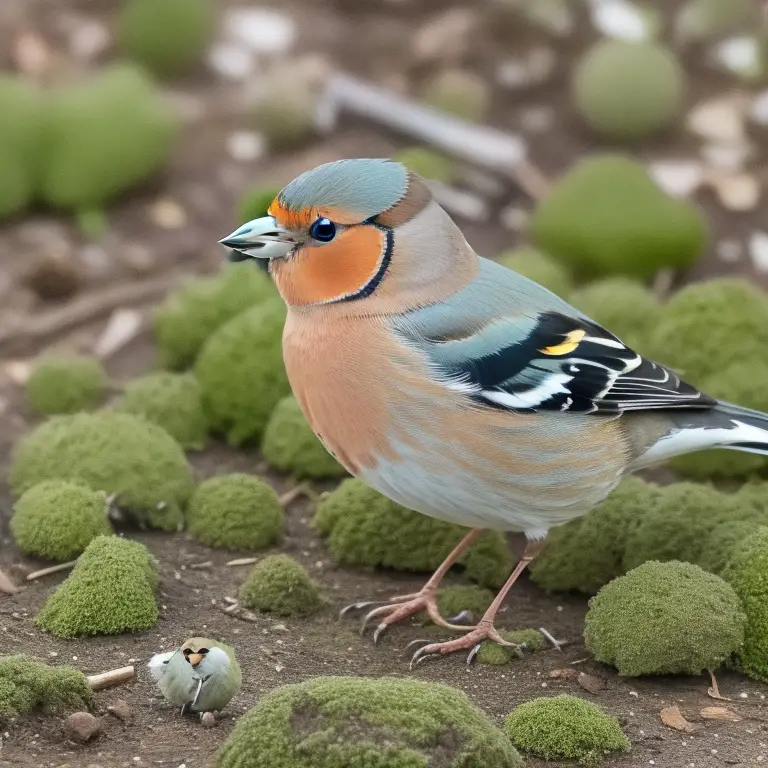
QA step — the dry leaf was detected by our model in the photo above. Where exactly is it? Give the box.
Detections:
[549,668,579,680]
[577,672,606,695]
[700,706,741,722]
[0,568,19,595]
[660,705,703,733]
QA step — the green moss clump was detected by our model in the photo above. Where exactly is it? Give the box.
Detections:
[476,629,545,665]
[667,361,768,479]
[622,482,735,571]
[25,354,107,416]
[117,0,213,78]
[423,69,491,122]
[11,481,111,561]
[435,586,495,621]
[496,247,573,298]
[154,264,275,371]
[0,655,94,726]
[187,474,283,550]
[394,147,458,183]
[196,299,290,445]
[573,40,684,141]
[9,412,194,532]
[0,76,42,219]
[313,479,514,589]
[262,396,346,480]
[238,185,280,223]
[239,554,323,617]
[697,519,762,576]
[530,477,661,594]
[585,560,745,676]
[568,278,661,354]
[217,676,523,768]
[647,278,768,382]
[530,155,707,279]
[113,372,207,450]
[40,64,175,211]
[724,528,768,681]
[36,536,159,638]
[504,694,629,765]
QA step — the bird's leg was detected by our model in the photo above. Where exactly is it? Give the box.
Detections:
[409,538,545,668]
[340,528,483,643]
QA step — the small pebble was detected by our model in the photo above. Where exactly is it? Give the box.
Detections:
[64,712,101,744]
[201,712,217,728]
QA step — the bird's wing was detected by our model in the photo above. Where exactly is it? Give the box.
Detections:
[147,650,176,681]
[397,259,716,416]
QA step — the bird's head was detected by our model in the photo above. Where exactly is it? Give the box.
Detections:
[220,158,477,314]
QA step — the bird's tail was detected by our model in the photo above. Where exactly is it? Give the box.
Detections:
[638,400,768,466]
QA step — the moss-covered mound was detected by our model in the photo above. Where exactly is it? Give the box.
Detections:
[585,560,745,676]
[11,481,111,562]
[196,299,290,445]
[25,354,107,416]
[113,372,207,450]
[187,474,283,550]
[262,396,346,480]
[647,278,768,382]
[530,477,661,594]
[573,40,684,141]
[238,185,280,223]
[423,69,491,122]
[667,360,768,479]
[36,536,159,638]
[154,264,274,371]
[9,412,194,531]
[530,155,707,279]
[0,655,94,726]
[0,76,42,219]
[504,694,629,765]
[393,147,458,184]
[476,629,545,666]
[40,64,175,211]
[725,527,768,681]
[434,585,495,622]
[569,278,661,354]
[239,554,323,617]
[314,479,514,589]
[496,247,573,298]
[117,0,213,78]
[217,676,523,768]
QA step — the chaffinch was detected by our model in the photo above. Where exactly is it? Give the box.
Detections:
[149,637,241,716]
[221,158,768,666]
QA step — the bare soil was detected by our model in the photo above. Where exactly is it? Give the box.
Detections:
[1,1,767,766]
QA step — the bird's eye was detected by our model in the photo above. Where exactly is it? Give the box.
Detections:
[183,649,191,656]
[309,217,336,243]
[199,648,209,654]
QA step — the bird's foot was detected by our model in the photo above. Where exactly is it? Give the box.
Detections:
[407,622,517,669]
[340,588,476,644]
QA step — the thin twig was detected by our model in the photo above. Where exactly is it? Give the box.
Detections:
[316,72,548,201]
[226,557,258,567]
[0,568,20,595]
[87,666,136,691]
[707,669,732,701]
[279,483,309,507]
[0,274,180,357]
[26,560,77,581]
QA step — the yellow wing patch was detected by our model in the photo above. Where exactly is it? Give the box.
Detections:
[539,329,585,356]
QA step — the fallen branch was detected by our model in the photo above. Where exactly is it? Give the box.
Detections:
[87,665,136,691]
[279,483,310,507]
[226,557,258,567]
[0,274,180,358]
[26,560,77,581]
[316,72,549,200]
[0,568,20,595]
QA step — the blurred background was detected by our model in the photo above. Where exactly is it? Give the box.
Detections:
[0,0,767,359]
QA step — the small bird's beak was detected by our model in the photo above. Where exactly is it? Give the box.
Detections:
[219,216,295,262]
[187,653,204,667]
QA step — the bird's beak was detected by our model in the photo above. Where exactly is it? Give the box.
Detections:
[187,653,204,667]
[219,216,295,262]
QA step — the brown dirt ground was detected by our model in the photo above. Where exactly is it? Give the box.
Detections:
[1,0,768,766]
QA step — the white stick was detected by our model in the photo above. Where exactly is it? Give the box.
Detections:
[87,665,136,691]
[26,560,77,581]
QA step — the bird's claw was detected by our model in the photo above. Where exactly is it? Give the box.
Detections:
[408,625,518,670]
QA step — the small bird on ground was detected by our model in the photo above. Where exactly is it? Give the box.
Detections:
[220,158,768,667]
[148,637,241,716]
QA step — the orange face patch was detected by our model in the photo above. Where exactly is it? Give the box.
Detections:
[273,224,388,306]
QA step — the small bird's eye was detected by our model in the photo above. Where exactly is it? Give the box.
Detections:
[183,648,191,655]
[309,217,336,243]
[199,648,209,654]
